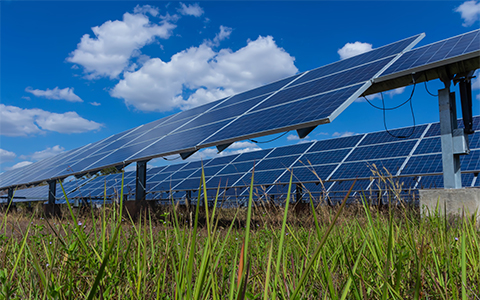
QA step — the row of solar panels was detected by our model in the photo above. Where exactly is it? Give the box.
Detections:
[2,116,479,205]
[2,29,478,191]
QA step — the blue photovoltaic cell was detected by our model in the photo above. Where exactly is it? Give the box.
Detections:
[294,35,423,86]
[172,178,205,190]
[347,140,416,161]
[461,150,480,171]
[207,174,244,189]
[331,158,405,179]
[176,95,270,132]
[278,164,337,183]
[201,84,363,146]
[382,30,479,77]
[233,149,272,163]
[414,137,442,155]
[402,154,442,175]
[0,34,423,190]
[171,169,197,180]
[418,174,474,189]
[219,74,303,108]
[469,132,480,149]
[308,135,363,152]
[254,58,394,112]
[359,125,427,146]
[267,142,313,158]
[165,100,224,124]
[329,180,372,192]
[188,165,225,178]
[242,170,286,185]
[128,120,232,162]
[424,117,480,137]
[255,156,298,171]
[206,155,240,167]
[218,162,256,175]
[295,149,350,167]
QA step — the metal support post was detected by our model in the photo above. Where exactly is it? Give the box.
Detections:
[295,183,303,203]
[438,88,462,188]
[135,160,148,201]
[48,180,56,205]
[185,190,191,208]
[7,188,14,208]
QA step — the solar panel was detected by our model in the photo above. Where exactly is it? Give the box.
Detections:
[381,30,479,79]
[0,33,424,190]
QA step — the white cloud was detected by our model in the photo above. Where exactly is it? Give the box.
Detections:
[211,25,232,46]
[332,131,355,138]
[185,142,262,162]
[0,104,102,136]
[111,35,298,112]
[19,145,65,161]
[0,149,16,164]
[356,86,406,102]
[21,96,31,100]
[133,4,159,16]
[228,141,257,149]
[25,87,83,102]
[338,41,373,60]
[67,6,176,79]
[90,102,101,106]
[455,0,480,27]
[287,134,300,141]
[177,3,204,17]
[8,161,33,170]
[385,87,406,97]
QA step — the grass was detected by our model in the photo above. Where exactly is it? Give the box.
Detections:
[0,169,479,299]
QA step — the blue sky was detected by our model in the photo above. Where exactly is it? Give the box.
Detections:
[1,1,479,173]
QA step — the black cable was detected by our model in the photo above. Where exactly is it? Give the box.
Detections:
[249,131,290,144]
[364,81,417,139]
[423,76,438,97]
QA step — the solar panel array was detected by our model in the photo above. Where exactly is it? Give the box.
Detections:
[369,29,480,94]
[6,117,479,205]
[0,33,425,191]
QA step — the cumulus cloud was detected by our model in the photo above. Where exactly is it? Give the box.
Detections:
[211,25,232,46]
[338,41,373,60]
[19,145,65,161]
[185,141,262,162]
[0,104,102,136]
[7,161,33,170]
[90,102,101,106]
[287,134,300,141]
[356,86,406,102]
[133,4,159,16]
[111,35,298,112]
[177,2,204,17]
[0,149,16,164]
[25,87,83,102]
[67,5,176,79]
[332,131,355,138]
[455,0,480,27]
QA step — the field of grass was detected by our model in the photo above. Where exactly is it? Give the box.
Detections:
[0,172,479,299]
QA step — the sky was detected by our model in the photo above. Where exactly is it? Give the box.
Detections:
[1,0,479,174]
